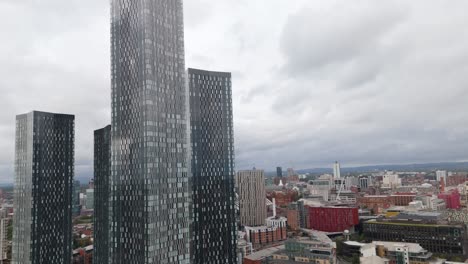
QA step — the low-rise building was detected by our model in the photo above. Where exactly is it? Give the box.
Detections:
[243,245,284,264]
[308,206,359,233]
[245,216,287,250]
[286,205,300,231]
[364,218,468,256]
[268,230,336,264]
[73,245,93,264]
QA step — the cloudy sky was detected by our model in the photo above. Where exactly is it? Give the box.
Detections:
[1,0,468,183]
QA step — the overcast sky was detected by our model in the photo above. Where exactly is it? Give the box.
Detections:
[1,0,468,183]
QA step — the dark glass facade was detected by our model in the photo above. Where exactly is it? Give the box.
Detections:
[110,0,190,263]
[12,111,74,264]
[276,167,283,178]
[188,68,237,264]
[93,125,111,264]
[73,180,81,217]
[364,220,468,256]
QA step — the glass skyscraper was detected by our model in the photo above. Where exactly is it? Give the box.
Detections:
[188,68,237,264]
[93,125,111,264]
[12,111,74,264]
[110,0,190,263]
[73,180,81,217]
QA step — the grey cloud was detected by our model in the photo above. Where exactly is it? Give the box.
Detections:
[2,0,468,183]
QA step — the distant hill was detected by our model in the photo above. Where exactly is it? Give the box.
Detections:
[295,161,468,175]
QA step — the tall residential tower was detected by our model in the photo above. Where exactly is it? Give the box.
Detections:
[236,170,267,227]
[93,125,111,264]
[12,111,74,264]
[110,0,190,263]
[188,68,237,264]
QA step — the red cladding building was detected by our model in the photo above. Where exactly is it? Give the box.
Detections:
[308,206,359,232]
[438,190,461,209]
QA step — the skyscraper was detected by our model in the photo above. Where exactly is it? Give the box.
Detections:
[12,111,74,264]
[85,188,94,209]
[188,68,237,264]
[93,125,111,264]
[236,170,267,227]
[276,167,283,178]
[110,0,190,263]
[73,180,81,217]
[333,161,341,179]
[0,208,8,262]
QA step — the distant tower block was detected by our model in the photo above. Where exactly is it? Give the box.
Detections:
[277,167,283,178]
[333,161,341,179]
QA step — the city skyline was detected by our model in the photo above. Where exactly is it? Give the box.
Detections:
[2,1,468,183]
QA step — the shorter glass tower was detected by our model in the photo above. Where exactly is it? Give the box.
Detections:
[12,111,74,264]
[93,125,111,264]
[188,68,237,264]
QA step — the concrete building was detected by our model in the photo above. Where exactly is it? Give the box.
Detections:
[352,241,444,264]
[188,68,237,264]
[364,218,468,256]
[93,125,111,264]
[359,176,372,189]
[243,245,284,264]
[236,231,252,264]
[269,230,337,264]
[307,180,332,201]
[236,170,267,226]
[12,111,74,263]
[287,168,296,177]
[333,161,341,179]
[85,189,94,210]
[110,0,190,262]
[436,170,447,185]
[382,171,402,189]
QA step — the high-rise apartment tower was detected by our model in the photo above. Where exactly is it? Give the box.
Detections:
[236,170,267,227]
[12,111,74,264]
[188,68,237,263]
[93,125,111,264]
[110,0,190,263]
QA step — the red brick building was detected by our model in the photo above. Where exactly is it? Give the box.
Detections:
[358,195,392,214]
[267,190,299,207]
[245,225,287,249]
[447,174,467,187]
[391,193,416,206]
[308,206,359,233]
[286,209,299,231]
[358,193,416,213]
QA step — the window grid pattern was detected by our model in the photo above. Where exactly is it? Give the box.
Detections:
[110,0,190,263]
[94,125,111,264]
[188,68,237,264]
[236,170,267,227]
[12,111,74,264]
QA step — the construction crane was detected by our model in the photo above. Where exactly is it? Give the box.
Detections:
[336,179,345,201]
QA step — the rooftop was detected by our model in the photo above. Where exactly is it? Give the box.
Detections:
[244,245,285,260]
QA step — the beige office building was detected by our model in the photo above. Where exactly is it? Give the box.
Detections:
[236,170,267,226]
